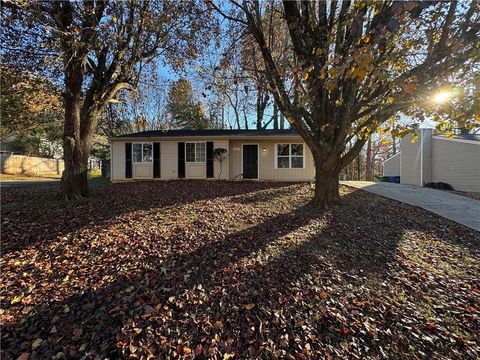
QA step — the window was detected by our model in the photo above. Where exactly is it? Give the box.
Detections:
[143,143,152,162]
[276,143,304,169]
[186,142,206,163]
[132,143,153,163]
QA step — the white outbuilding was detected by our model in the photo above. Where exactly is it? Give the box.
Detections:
[383,129,480,192]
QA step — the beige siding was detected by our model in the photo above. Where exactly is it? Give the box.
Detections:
[112,137,313,182]
[229,139,314,181]
[383,153,400,176]
[214,140,229,180]
[421,129,433,184]
[112,139,230,181]
[161,141,178,179]
[431,137,480,192]
[111,141,126,180]
[133,164,152,179]
[400,135,421,186]
[186,163,205,178]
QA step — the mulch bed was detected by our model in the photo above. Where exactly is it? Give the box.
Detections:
[1,181,479,359]
[448,190,480,202]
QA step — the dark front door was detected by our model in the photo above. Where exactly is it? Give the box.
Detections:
[243,144,258,179]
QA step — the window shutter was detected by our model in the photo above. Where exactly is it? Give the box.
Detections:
[206,141,214,178]
[153,142,161,178]
[125,143,132,178]
[178,142,185,178]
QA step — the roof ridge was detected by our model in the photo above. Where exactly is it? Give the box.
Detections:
[113,128,298,138]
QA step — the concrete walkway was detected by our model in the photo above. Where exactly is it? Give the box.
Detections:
[342,181,480,232]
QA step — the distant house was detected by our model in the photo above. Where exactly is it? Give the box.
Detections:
[109,129,315,182]
[0,135,63,159]
[383,129,480,192]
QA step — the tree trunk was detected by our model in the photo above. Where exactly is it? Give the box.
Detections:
[59,53,91,200]
[356,153,361,180]
[273,101,279,129]
[280,112,285,129]
[60,94,91,199]
[313,170,341,208]
[365,139,373,181]
[60,139,89,199]
[256,95,262,129]
[312,154,341,209]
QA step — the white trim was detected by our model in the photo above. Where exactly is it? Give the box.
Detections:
[274,143,305,169]
[132,142,153,164]
[241,143,259,180]
[111,135,304,141]
[110,140,113,180]
[432,135,480,145]
[185,141,206,164]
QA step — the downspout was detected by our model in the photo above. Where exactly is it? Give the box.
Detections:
[420,129,424,186]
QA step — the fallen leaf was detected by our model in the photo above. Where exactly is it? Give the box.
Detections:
[11,295,23,305]
[31,338,43,350]
[215,320,224,329]
[16,353,30,360]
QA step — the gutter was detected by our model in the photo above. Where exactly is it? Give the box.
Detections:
[108,135,304,141]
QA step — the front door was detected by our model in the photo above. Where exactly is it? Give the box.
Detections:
[243,144,258,179]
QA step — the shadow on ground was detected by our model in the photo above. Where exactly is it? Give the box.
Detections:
[1,181,479,359]
[1,181,294,254]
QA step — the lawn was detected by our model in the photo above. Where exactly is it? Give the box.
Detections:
[1,181,479,359]
[0,174,109,193]
[0,174,61,180]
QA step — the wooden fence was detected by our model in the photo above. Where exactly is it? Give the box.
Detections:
[0,154,64,176]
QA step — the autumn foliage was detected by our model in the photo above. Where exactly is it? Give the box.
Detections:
[211,0,479,208]
[1,181,479,358]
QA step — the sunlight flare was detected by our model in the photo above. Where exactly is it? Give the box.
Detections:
[433,90,452,104]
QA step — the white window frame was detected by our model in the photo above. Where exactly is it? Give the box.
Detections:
[274,143,305,169]
[132,142,153,163]
[185,142,206,163]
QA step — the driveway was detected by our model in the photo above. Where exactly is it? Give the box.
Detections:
[342,181,480,232]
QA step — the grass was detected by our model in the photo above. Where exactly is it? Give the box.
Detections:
[0,173,61,180]
[1,175,109,210]
[1,173,108,189]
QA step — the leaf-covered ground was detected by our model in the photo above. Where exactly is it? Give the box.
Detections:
[1,181,479,359]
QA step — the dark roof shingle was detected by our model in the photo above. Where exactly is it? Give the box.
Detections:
[114,129,299,138]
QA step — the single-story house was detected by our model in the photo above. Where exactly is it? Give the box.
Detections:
[109,129,315,182]
[383,128,480,192]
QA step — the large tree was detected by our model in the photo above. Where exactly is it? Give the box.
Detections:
[211,0,479,208]
[2,1,214,199]
[167,78,211,129]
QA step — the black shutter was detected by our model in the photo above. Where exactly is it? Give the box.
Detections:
[178,142,185,178]
[206,141,214,178]
[125,143,132,178]
[153,142,161,178]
